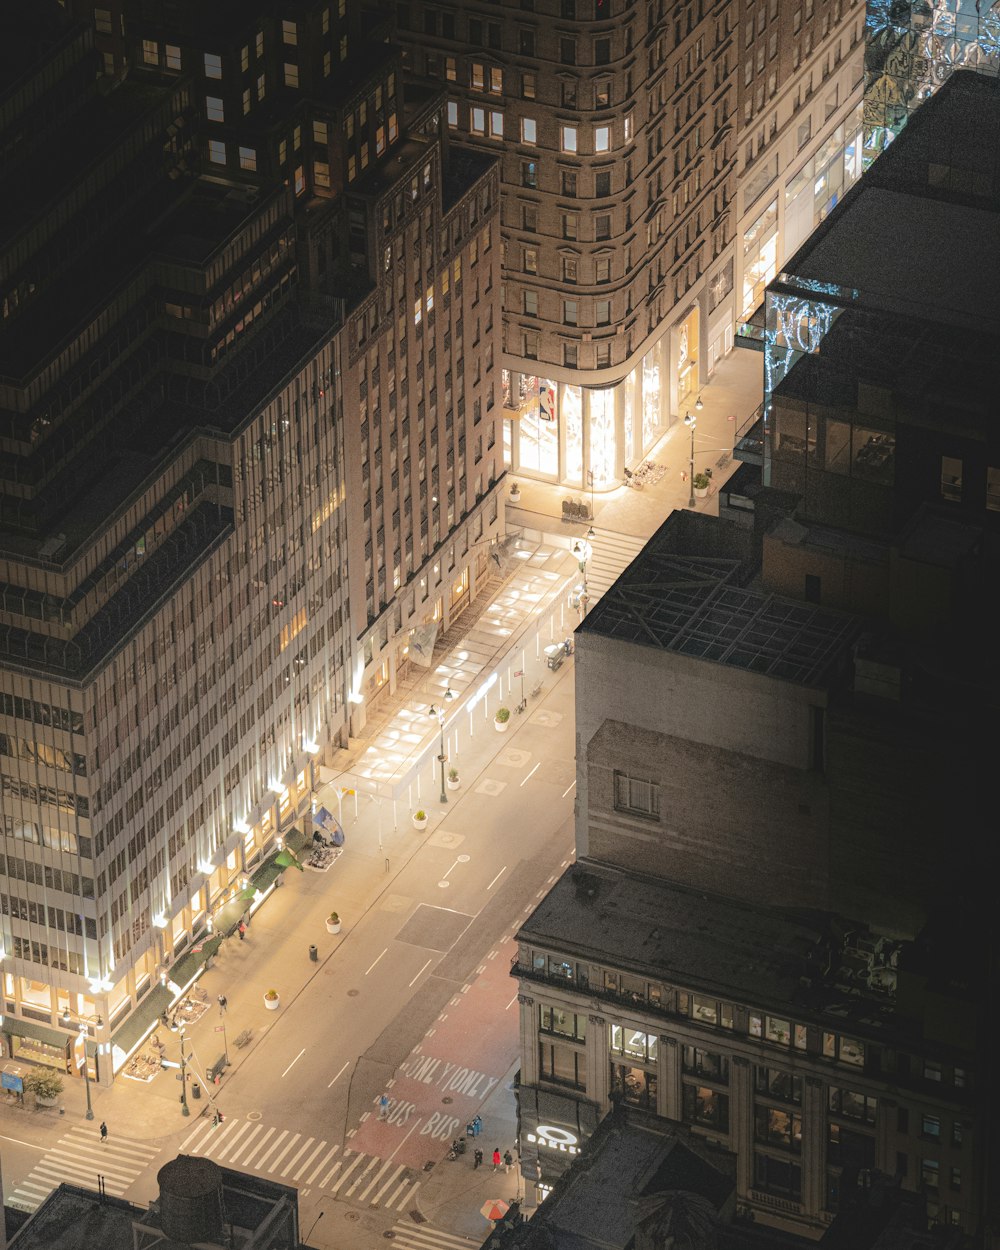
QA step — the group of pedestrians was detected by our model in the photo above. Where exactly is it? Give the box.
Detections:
[473,1146,514,1172]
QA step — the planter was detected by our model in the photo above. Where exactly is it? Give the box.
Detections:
[694,486,709,499]
[509,487,521,503]
[263,993,280,1011]
[494,718,509,733]
[325,918,342,935]
[34,1094,59,1107]
[447,777,460,791]
[412,814,428,831]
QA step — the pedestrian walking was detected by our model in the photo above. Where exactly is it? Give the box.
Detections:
[237,921,246,941]
[492,1147,501,1171]
[378,1093,389,1120]
[100,1121,108,1144]
[474,1148,483,1170]
[504,1149,513,1173]
[218,995,227,1015]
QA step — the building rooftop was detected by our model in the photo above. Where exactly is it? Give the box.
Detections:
[515,860,976,1060]
[579,514,861,688]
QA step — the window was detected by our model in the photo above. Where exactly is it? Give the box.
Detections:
[683,1047,728,1082]
[540,1005,587,1040]
[524,246,538,274]
[613,771,660,818]
[755,1067,802,1104]
[924,1059,942,1082]
[142,39,159,66]
[524,330,538,358]
[521,117,537,145]
[563,299,578,326]
[562,212,578,240]
[521,160,537,188]
[950,1166,962,1191]
[595,170,611,197]
[523,204,538,231]
[683,1084,729,1130]
[95,8,112,34]
[490,66,503,93]
[561,125,578,154]
[471,62,485,90]
[489,110,504,139]
[204,52,222,79]
[921,1158,939,1191]
[562,80,578,107]
[624,112,633,141]
[471,107,486,135]
[447,101,458,128]
[765,1016,792,1046]
[596,341,611,367]
[594,37,611,63]
[952,1121,963,1147]
[239,146,258,171]
[822,1033,865,1067]
[595,125,610,152]
[166,44,181,70]
[754,1155,800,1200]
[596,80,611,108]
[595,257,611,285]
[609,1025,657,1062]
[922,1114,941,1139]
[519,29,535,55]
[755,1106,802,1152]
[206,96,224,122]
[829,1088,877,1124]
[523,290,538,316]
[560,38,576,64]
[941,456,963,502]
[540,1041,585,1087]
[522,72,536,98]
[446,56,457,81]
[208,139,227,164]
[564,343,578,367]
[562,257,578,283]
[284,62,300,88]
[313,120,329,145]
[596,299,610,326]
[561,169,578,196]
[613,1063,657,1109]
[594,213,611,241]
[692,996,734,1027]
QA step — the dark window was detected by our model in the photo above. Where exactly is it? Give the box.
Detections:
[423,9,436,34]
[613,770,660,818]
[560,37,576,64]
[442,12,455,36]
[519,29,535,55]
[561,0,575,15]
[804,573,821,603]
[540,1041,585,1087]
[754,1155,801,1200]
[595,37,611,63]
[469,17,483,42]
[595,170,611,197]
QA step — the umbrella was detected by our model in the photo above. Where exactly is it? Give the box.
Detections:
[481,1199,509,1222]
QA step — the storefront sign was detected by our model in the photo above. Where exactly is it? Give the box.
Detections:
[2,1070,24,1093]
[526,1124,580,1155]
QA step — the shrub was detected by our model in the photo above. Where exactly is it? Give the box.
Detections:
[414,809,427,821]
[448,767,459,781]
[693,473,710,490]
[25,1071,64,1100]
[495,706,511,723]
[328,912,340,924]
[264,989,279,1001]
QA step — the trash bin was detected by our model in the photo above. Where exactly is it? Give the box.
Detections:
[192,1081,201,1099]
[309,944,318,962]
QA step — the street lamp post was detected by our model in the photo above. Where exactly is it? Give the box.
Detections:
[683,395,705,509]
[60,1009,100,1119]
[428,688,454,805]
[179,1028,190,1116]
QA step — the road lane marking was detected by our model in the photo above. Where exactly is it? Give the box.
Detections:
[388,1118,422,1161]
[240,1126,276,1167]
[520,762,541,786]
[281,1136,315,1177]
[306,1145,339,1185]
[409,958,433,987]
[366,948,388,975]
[562,779,577,797]
[487,866,507,890]
[281,1048,306,1078]
[0,1134,45,1151]
[328,1060,350,1088]
[253,1129,288,1170]
[506,994,519,1011]
[293,1139,328,1180]
[268,1133,301,1172]
[215,1121,254,1162]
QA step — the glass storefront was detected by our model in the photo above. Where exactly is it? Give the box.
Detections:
[563,384,583,486]
[675,306,700,409]
[516,375,560,478]
[784,111,864,259]
[743,199,778,321]
[589,389,616,486]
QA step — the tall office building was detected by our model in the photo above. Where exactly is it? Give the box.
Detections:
[396,0,866,491]
[1,1,501,1082]
[511,73,996,1235]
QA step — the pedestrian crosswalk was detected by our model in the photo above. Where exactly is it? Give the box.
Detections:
[387,1223,478,1250]
[178,1117,420,1212]
[5,1124,161,1213]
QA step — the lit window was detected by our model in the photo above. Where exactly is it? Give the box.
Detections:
[314,160,330,187]
[426,285,435,312]
[521,117,537,145]
[561,125,577,153]
[447,101,458,128]
[208,139,227,164]
[94,8,112,34]
[414,298,422,326]
[242,88,251,115]
[313,120,328,144]
[206,96,224,122]
[204,52,222,79]
[241,44,249,71]
[490,66,503,93]
[471,62,485,90]
[489,110,503,139]
[239,146,257,171]
[256,72,266,100]
[595,125,610,152]
[284,62,300,88]
[471,107,486,135]
[166,44,181,70]
[624,112,633,141]
[142,40,159,66]
[283,19,298,44]
[294,166,305,195]
[446,56,457,81]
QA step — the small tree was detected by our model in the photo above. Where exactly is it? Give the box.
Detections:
[24,1070,64,1101]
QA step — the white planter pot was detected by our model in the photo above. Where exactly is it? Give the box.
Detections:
[494,718,509,733]
[447,778,460,791]
[264,994,280,1011]
[509,489,521,503]
[412,816,428,830]
[694,486,709,499]
[34,1094,59,1106]
[326,919,342,935]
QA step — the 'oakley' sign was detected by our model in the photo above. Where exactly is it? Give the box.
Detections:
[527,1125,579,1154]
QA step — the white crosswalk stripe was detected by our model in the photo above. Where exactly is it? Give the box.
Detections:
[387,1223,478,1249]
[179,1118,419,1210]
[5,1125,160,1213]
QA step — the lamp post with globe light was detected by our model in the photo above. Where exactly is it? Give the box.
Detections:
[428,688,454,804]
[59,1009,102,1119]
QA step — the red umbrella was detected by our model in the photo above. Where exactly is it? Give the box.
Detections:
[481,1198,510,1222]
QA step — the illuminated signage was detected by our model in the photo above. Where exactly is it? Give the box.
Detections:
[526,1125,580,1155]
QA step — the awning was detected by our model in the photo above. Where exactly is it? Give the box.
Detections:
[1,1015,69,1050]
[167,933,225,990]
[110,984,172,1060]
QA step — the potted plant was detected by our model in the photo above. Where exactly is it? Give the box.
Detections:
[494,706,511,733]
[509,481,521,503]
[326,912,342,935]
[263,988,280,1010]
[692,472,711,499]
[412,809,428,830]
[24,1071,64,1105]
[447,767,460,791]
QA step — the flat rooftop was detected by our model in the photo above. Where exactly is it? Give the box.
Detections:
[579,518,861,688]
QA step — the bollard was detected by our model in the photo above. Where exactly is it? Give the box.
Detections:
[309,944,318,962]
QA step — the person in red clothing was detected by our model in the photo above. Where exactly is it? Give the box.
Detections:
[492,1147,501,1171]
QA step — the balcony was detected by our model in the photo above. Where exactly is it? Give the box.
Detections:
[512,958,672,1021]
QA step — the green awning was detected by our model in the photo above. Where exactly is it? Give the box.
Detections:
[110,984,172,1059]
[168,933,224,990]
[251,856,284,892]
[1,1015,68,1049]
[285,825,308,852]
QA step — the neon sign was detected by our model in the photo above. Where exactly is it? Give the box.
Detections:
[526,1125,580,1155]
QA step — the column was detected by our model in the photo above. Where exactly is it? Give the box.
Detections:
[659,1035,681,1120]
[588,1014,609,1109]
[801,1075,827,1219]
[518,994,538,1087]
[614,381,628,479]
[731,1055,754,1199]
[876,1096,896,1177]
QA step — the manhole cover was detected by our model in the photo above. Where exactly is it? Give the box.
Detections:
[347,989,360,997]
[247,1111,263,1121]
[442,1096,453,1103]
[346,1212,360,1222]
[383,1233,396,1240]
